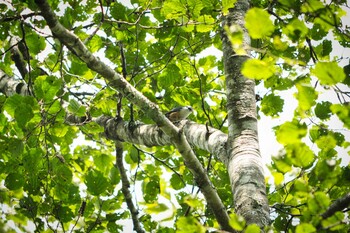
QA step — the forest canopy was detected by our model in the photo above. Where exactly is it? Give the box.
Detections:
[0,0,349,232]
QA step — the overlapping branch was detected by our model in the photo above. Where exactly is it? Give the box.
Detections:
[32,0,233,231]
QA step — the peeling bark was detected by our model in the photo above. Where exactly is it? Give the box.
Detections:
[222,0,270,228]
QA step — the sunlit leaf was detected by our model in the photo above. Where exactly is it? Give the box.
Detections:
[245,8,274,39]
[272,172,284,186]
[242,59,276,80]
[316,135,337,151]
[308,192,330,214]
[275,120,307,145]
[315,101,332,120]
[331,104,350,129]
[26,33,46,55]
[170,174,185,190]
[222,0,237,15]
[229,213,246,231]
[68,99,86,117]
[283,19,308,42]
[296,223,316,233]
[312,61,346,85]
[261,93,284,117]
[85,170,109,196]
[285,143,315,168]
[295,83,318,114]
[176,216,206,233]
[245,224,261,233]
[196,15,215,32]
[144,203,168,214]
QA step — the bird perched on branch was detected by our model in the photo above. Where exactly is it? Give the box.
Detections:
[165,106,193,122]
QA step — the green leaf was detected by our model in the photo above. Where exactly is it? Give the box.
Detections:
[315,101,332,120]
[170,174,185,190]
[225,24,244,50]
[70,59,89,76]
[245,224,261,233]
[294,179,309,192]
[68,99,86,117]
[85,170,109,196]
[109,166,121,185]
[311,61,346,85]
[53,205,74,223]
[285,143,315,168]
[245,8,274,39]
[176,216,206,233]
[26,33,46,55]
[283,19,308,42]
[222,0,237,15]
[229,213,246,231]
[110,2,129,20]
[322,211,345,230]
[34,75,62,101]
[142,176,160,203]
[242,59,276,80]
[272,172,284,186]
[264,75,294,90]
[15,103,34,127]
[94,153,113,172]
[147,42,168,62]
[308,192,330,214]
[4,94,35,117]
[301,0,325,13]
[271,155,292,174]
[53,164,73,184]
[310,24,328,41]
[196,15,215,33]
[316,135,337,151]
[275,120,307,145]
[49,123,69,138]
[261,93,284,117]
[5,173,24,190]
[23,148,43,174]
[0,113,7,134]
[295,83,318,114]
[158,63,181,88]
[296,223,316,233]
[4,95,36,128]
[144,203,168,214]
[24,175,41,195]
[161,0,187,19]
[330,104,350,129]
[343,64,350,86]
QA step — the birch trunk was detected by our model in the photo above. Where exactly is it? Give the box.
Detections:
[222,0,270,227]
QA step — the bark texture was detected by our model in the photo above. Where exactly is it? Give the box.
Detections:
[222,0,270,228]
[31,0,234,230]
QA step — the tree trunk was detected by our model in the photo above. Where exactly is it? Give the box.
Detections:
[222,0,270,227]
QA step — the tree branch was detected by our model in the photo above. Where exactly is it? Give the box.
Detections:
[33,0,233,230]
[321,193,350,219]
[115,141,145,233]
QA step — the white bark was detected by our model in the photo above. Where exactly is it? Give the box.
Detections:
[222,0,270,228]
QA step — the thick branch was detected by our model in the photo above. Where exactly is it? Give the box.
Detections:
[0,70,29,96]
[222,0,270,228]
[33,0,233,230]
[321,193,350,219]
[10,42,28,78]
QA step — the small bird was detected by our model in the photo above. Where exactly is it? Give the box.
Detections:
[165,106,193,122]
